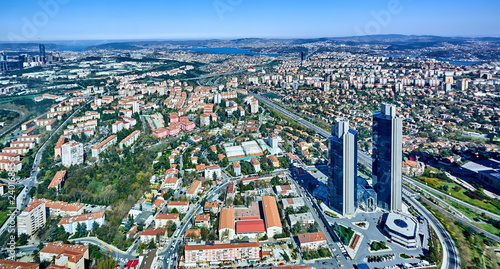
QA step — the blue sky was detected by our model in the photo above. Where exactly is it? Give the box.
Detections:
[1,0,499,41]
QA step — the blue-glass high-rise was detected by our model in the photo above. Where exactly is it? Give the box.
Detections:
[328,118,358,216]
[372,104,402,212]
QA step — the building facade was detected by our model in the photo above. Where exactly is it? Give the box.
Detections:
[372,104,403,212]
[328,118,358,216]
[61,141,83,167]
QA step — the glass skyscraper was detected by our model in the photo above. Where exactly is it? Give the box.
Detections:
[372,104,403,212]
[328,118,358,216]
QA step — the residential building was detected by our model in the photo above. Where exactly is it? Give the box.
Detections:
[328,118,358,216]
[167,200,189,213]
[119,130,140,149]
[186,180,202,199]
[140,228,168,244]
[288,212,315,226]
[251,158,260,172]
[61,141,84,167]
[155,213,180,229]
[184,240,260,267]
[232,160,241,176]
[17,200,46,236]
[57,211,105,234]
[194,214,210,228]
[297,232,327,250]
[204,201,219,213]
[281,197,305,211]
[40,242,89,269]
[92,135,117,158]
[372,104,403,212]
[48,170,67,192]
[0,259,39,269]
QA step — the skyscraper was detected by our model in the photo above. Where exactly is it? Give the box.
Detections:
[372,104,403,212]
[39,44,46,62]
[328,118,358,216]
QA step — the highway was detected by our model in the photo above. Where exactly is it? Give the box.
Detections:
[254,93,461,269]
[405,194,461,269]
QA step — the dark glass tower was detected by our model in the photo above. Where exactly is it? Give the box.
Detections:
[372,104,402,212]
[328,118,358,216]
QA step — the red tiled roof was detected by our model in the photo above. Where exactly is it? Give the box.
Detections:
[236,219,265,234]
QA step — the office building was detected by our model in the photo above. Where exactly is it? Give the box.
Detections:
[328,118,358,216]
[372,104,403,212]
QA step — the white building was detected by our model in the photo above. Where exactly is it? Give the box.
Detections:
[17,200,46,236]
[57,211,105,234]
[61,140,84,167]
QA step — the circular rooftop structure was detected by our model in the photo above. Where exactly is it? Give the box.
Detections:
[383,213,418,248]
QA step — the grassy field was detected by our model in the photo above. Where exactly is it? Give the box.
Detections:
[416,176,500,215]
[422,199,500,269]
[449,200,500,236]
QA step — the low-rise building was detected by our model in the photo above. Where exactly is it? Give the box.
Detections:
[0,259,39,269]
[186,180,202,199]
[57,211,105,234]
[219,207,235,240]
[92,135,117,157]
[155,213,180,228]
[48,170,67,192]
[40,242,89,269]
[140,228,168,244]
[236,219,266,239]
[167,200,190,213]
[204,201,219,213]
[194,214,210,228]
[262,196,283,238]
[297,232,327,250]
[281,197,305,210]
[184,240,260,267]
[288,212,315,226]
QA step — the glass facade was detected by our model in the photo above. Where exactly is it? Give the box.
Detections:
[328,118,358,216]
[372,104,402,212]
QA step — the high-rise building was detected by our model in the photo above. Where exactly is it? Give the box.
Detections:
[17,200,46,236]
[328,118,358,216]
[61,140,84,167]
[372,104,403,212]
[39,44,45,62]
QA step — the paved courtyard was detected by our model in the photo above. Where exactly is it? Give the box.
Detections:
[327,210,431,268]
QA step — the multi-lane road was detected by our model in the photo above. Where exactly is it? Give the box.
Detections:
[254,93,462,269]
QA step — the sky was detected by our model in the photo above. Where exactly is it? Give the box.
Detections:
[1,0,500,42]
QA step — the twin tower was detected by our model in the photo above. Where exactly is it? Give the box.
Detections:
[328,104,402,216]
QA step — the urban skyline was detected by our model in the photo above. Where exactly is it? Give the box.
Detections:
[1,1,499,269]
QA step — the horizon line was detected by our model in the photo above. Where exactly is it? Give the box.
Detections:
[1,34,500,43]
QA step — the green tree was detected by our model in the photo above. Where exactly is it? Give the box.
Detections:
[92,256,117,269]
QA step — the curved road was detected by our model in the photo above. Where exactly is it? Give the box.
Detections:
[254,93,461,269]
